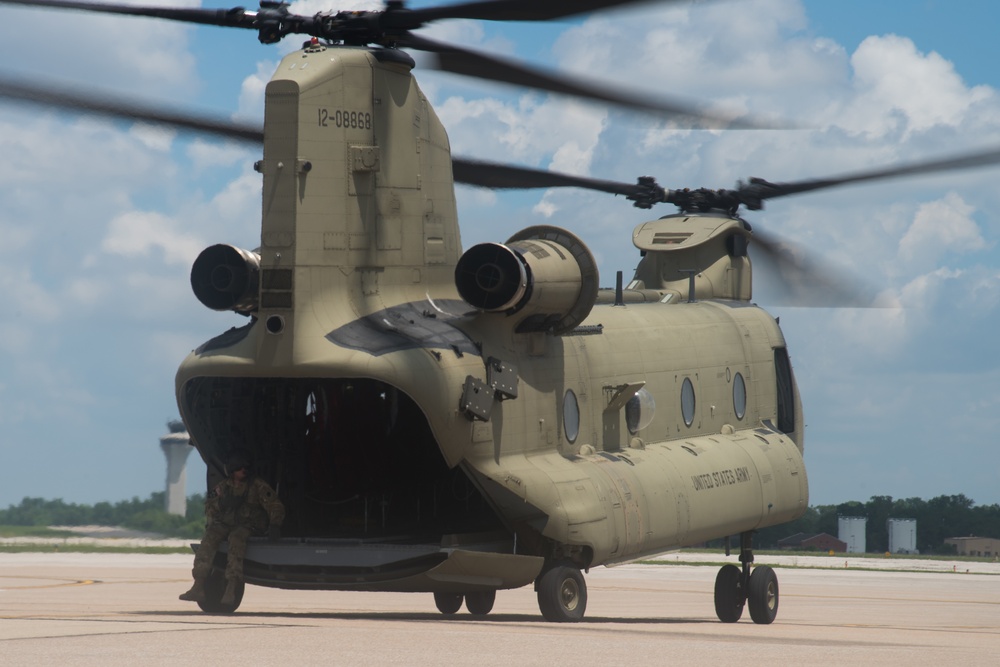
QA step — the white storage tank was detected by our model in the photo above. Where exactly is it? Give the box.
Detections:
[887,518,918,554]
[838,515,867,553]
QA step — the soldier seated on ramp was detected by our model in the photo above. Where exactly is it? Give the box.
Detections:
[179,451,285,605]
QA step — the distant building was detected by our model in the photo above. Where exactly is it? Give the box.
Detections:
[778,532,847,552]
[945,537,1000,558]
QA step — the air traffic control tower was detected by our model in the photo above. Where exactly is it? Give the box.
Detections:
[160,420,194,516]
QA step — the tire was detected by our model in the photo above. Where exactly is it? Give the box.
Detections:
[197,570,244,614]
[464,590,496,616]
[747,565,779,625]
[433,592,464,615]
[536,563,587,622]
[714,564,744,623]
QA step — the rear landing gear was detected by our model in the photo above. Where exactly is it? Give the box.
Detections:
[433,592,463,614]
[432,590,497,616]
[713,532,779,624]
[465,590,496,615]
[536,561,587,622]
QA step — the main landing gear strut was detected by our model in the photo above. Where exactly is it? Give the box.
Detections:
[714,531,778,624]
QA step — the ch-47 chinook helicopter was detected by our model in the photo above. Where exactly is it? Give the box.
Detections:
[5,0,1000,624]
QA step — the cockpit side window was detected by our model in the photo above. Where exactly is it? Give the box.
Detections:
[774,347,795,434]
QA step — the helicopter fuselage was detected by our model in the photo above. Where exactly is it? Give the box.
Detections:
[176,43,807,597]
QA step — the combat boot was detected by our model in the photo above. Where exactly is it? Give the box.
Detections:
[221,578,239,605]
[179,578,207,602]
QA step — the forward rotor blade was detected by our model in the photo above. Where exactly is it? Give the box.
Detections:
[0,75,263,143]
[404,34,779,129]
[0,0,255,28]
[750,227,884,308]
[741,146,1000,206]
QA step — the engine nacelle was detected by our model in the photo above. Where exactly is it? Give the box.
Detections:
[190,244,261,314]
[455,225,598,335]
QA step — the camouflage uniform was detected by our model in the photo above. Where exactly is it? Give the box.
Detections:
[184,474,284,600]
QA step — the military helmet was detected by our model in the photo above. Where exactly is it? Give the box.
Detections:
[225,451,251,476]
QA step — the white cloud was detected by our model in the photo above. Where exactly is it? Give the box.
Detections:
[898,192,987,267]
[101,210,206,265]
[437,94,607,171]
[0,358,97,425]
[65,277,111,309]
[898,266,963,306]
[533,198,558,218]
[237,61,279,122]
[0,267,60,324]
[1,0,201,100]
[186,140,256,171]
[551,0,846,120]
[841,35,994,138]
[963,268,1000,312]
[129,123,177,152]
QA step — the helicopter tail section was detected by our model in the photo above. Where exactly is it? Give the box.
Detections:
[256,45,460,278]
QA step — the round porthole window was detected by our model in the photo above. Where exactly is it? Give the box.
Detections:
[563,389,580,443]
[681,377,695,427]
[626,387,656,434]
[733,372,747,420]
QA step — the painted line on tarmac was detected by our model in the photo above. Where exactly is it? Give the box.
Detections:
[0,576,98,590]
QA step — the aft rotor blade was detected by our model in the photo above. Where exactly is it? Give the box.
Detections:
[0,0,255,28]
[400,0,661,24]
[0,76,263,143]
[404,34,779,129]
[1,0,678,36]
[452,157,642,194]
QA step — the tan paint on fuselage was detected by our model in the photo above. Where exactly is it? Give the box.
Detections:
[177,46,807,586]
[458,300,807,565]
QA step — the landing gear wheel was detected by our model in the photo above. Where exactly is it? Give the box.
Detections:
[748,565,779,624]
[464,590,496,616]
[714,564,744,623]
[536,563,587,622]
[433,592,464,615]
[197,570,244,613]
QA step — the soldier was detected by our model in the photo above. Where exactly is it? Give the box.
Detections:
[179,451,285,605]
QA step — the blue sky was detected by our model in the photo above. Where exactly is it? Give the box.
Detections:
[1,0,999,511]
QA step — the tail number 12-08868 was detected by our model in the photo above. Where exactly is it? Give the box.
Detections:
[318,108,372,130]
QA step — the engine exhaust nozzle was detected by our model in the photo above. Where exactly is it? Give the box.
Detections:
[190,244,261,314]
[455,242,528,312]
[455,226,599,335]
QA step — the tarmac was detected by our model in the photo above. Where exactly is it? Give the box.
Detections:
[1,549,997,666]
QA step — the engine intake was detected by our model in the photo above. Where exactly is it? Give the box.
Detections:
[455,226,598,335]
[190,244,261,314]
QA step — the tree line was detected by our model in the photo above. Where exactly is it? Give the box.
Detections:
[754,494,1000,554]
[0,493,206,539]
